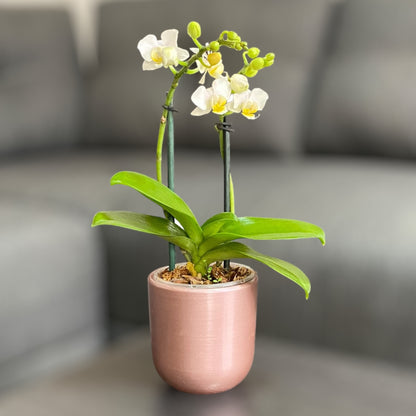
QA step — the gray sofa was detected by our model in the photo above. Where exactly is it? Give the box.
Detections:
[1,0,416,393]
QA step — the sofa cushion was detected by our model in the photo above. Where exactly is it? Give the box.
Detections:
[0,197,105,391]
[307,0,416,158]
[0,8,83,154]
[87,0,334,154]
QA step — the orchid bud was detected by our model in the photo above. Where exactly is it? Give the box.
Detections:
[265,52,275,61]
[245,67,258,78]
[209,41,220,51]
[247,47,260,59]
[230,74,249,93]
[264,52,275,66]
[263,58,274,67]
[187,21,201,39]
[250,57,264,70]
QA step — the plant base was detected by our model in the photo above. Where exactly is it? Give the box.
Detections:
[159,263,252,285]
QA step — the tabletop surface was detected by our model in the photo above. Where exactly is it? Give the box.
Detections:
[0,330,416,416]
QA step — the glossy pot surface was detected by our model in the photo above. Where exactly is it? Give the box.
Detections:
[148,264,258,394]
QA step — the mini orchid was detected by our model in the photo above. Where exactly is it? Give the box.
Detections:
[191,48,225,84]
[230,88,269,119]
[94,22,325,299]
[137,29,189,70]
[191,78,231,116]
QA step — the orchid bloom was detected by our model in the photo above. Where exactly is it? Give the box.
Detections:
[137,29,189,70]
[191,78,231,116]
[230,74,249,94]
[191,48,225,84]
[230,88,269,119]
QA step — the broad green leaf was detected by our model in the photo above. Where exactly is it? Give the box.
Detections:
[111,172,203,244]
[201,212,238,237]
[92,211,196,254]
[224,217,325,244]
[199,216,325,255]
[197,242,311,299]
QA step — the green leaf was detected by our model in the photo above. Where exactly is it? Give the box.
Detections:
[110,172,203,244]
[199,216,325,254]
[197,242,311,299]
[225,217,325,244]
[201,212,238,236]
[92,211,196,254]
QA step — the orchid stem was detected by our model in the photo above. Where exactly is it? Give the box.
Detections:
[223,116,231,213]
[156,48,207,183]
[155,48,208,270]
[167,103,176,271]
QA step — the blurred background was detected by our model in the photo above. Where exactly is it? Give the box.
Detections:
[1,0,416,397]
[0,0,137,69]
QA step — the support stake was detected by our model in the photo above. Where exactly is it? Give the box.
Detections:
[218,116,233,271]
[166,104,176,271]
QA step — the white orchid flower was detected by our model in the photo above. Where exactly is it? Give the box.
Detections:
[191,78,231,116]
[137,29,189,70]
[229,88,269,119]
[191,47,225,84]
[230,74,249,94]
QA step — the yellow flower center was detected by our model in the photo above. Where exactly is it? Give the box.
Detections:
[207,52,222,66]
[212,96,227,114]
[241,101,258,118]
[151,48,163,64]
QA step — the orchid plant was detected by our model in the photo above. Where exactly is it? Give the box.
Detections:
[92,22,325,298]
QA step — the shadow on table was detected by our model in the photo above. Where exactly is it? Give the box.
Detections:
[155,382,252,416]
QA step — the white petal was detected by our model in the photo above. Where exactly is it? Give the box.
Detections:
[212,78,231,98]
[177,47,190,61]
[195,60,206,74]
[191,107,211,116]
[250,88,269,110]
[228,91,249,113]
[142,60,162,71]
[191,86,212,110]
[227,100,240,114]
[198,71,207,84]
[241,112,257,120]
[160,29,179,46]
[161,47,179,67]
[137,34,158,60]
[208,62,224,79]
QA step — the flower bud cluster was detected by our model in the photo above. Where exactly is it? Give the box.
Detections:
[241,51,275,78]
[218,30,248,52]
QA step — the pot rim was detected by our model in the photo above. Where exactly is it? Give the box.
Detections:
[149,262,257,290]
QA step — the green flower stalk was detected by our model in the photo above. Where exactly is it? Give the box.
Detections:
[167,102,175,271]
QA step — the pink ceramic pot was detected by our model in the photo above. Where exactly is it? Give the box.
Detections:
[148,263,258,395]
